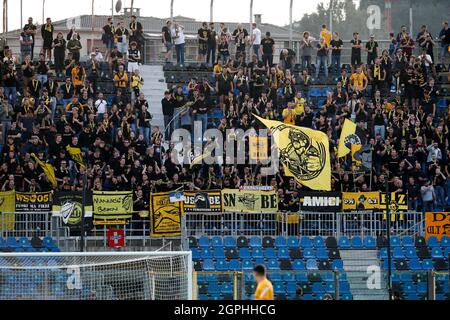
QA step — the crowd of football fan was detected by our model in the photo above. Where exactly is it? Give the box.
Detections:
[0,16,450,214]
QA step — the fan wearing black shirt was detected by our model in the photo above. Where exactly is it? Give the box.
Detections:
[198,22,210,63]
[23,17,37,59]
[162,91,174,141]
[192,93,210,135]
[162,20,173,63]
[129,15,143,48]
[207,23,217,66]
[330,32,343,77]
[261,32,275,68]
[350,32,362,68]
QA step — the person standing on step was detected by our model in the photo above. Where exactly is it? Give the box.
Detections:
[41,17,54,63]
[162,20,173,64]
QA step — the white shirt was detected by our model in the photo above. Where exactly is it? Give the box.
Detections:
[93,52,104,63]
[173,27,185,45]
[253,28,262,45]
[95,99,108,114]
[419,54,433,67]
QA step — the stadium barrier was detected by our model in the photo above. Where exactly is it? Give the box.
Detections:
[184,211,425,239]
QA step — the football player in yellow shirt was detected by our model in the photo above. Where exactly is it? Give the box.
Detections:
[253,265,274,301]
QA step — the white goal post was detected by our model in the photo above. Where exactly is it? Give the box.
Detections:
[0,252,193,300]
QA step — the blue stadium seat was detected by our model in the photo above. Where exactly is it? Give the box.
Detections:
[351,236,363,249]
[332,260,344,271]
[191,249,200,260]
[282,272,296,283]
[306,259,318,270]
[341,293,353,300]
[269,272,282,282]
[287,237,299,248]
[198,236,210,248]
[390,236,401,247]
[325,282,336,294]
[211,236,223,248]
[302,294,314,300]
[312,283,325,294]
[275,236,287,248]
[417,282,427,294]
[250,237,262,248]
[221,283,233,295]
[264,248,277,259]
[313,236,325,248]
[338,237,351,249]
[6,237,18,249]
[402,236,415,247]
[277,248,290,259]
[228,260,241,271]
[286,282,297,295]
[208,282,221,295]
[292,260,306,270]
[252,248,264,259]
[267,260,280,270]
[421,259,433,271]
[400,273,413,282]
[316,248,328,260]
[403,282,416,294]
[273,282,285,295]
[441,236,450,247]
[322,272,334,282]
[379,248,388,260]
[239,248,251,260]
[431,247,444,259]
[427,236,440,248]
[224,236,236,248]
[382,260,395,270]
[254,258,265,266]
[202,259,215,271]
[444,247,450,258]
[300,237,312,248]
[409,259,421,271]
[215,260,228,271]
[405,248,418,259]
[0,237,6,249]
[213,247,225,259]
[363,236,377,249]
[200,248,213,259]
[19,237,32,249]
[303,248,315,259]
[393,247,405,259]
[295,272,308,282]
[242,260,253,271]
[340,282,351,294]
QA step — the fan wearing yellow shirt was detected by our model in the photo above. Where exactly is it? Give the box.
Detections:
[320,24,332,47]
[350,67,368,94]
[282,102,296,125]
[253,265,274,301]
[294,92,306,116]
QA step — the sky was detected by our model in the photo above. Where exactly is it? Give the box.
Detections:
[0,0,356,31]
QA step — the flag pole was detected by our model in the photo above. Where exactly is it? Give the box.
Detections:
[385,171,392,300]
[80,170,88,252]
[90,0,95,55]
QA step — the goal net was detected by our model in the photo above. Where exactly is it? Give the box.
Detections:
[0,252,192,300]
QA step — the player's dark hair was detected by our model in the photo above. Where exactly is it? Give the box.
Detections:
[253,265,266,276]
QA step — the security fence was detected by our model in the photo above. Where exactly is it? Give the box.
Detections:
[184,211,425,239]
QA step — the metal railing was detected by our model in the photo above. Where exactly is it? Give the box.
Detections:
[184,211,425,239]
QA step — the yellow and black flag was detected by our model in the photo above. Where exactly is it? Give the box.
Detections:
[255,115,331,191]
[337,119,357,158]
[31,153,57,188]
[66,146,86,168]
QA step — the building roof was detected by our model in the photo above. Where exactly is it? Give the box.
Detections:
[8,14,301,40]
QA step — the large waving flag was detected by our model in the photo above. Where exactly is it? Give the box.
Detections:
[66,146,86,168]
[31,153,57,188]
[255,115,331,191]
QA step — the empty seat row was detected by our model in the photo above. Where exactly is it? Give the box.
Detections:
[379,247,450,260]
[192,247,341,260]
[381,258,449,271]
[194,258,344,272]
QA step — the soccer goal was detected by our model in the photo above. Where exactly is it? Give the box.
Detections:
[0,252,193,300]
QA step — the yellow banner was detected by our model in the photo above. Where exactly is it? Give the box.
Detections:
[0,191,15,231]
[221,189,278,213]
[249,137,269,161]
[342,192,380,211]
[150,193,183,237]
[93,191,133,224]
[255,115,331,191]
[425,212,450,240]
[337,119,356,158]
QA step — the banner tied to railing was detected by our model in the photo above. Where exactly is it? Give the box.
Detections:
[52,192,93,229]
[150,192,183,237]
[15,192,52,212]
[221,189,278,213]
[183,191,222,213]
[93,191,133,225]
[425,212,450,240]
